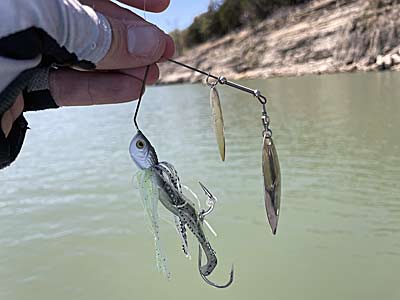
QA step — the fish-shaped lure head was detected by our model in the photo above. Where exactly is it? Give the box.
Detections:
[129,131,159,169]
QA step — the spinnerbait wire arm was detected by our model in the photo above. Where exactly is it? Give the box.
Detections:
[168,59,267,105]
[133,65,151,130]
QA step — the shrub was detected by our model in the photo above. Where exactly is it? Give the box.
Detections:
[175,0,311,51]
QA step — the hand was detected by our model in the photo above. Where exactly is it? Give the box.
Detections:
[1,0,175,137]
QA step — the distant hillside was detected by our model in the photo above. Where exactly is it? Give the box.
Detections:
[171,0,310,54]
[160,0,400,84]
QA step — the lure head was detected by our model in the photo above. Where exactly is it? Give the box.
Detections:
[129,131,158,169]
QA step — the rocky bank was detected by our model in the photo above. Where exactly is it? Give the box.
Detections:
[159,0,400,84]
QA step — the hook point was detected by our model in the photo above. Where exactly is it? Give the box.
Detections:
[199,182,213,199]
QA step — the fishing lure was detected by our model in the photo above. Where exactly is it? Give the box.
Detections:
[131,67,234,288]
[133,2,279,287]
[167,59,282,235]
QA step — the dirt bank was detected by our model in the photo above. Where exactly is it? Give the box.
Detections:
[159,0,400,84]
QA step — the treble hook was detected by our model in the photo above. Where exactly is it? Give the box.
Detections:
[133,65,151,130]
[198,245,234,288]
[197,182,234,288]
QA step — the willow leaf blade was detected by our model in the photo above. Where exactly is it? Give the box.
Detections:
[262,135,281,235]
[210,87,225,161]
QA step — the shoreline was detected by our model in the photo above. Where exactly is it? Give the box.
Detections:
[159,0,400,85]
[156,66,400,87]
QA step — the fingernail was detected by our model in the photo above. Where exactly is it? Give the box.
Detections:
[127,26,160,57]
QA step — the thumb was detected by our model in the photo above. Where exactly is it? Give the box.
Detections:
[96,17,173,70]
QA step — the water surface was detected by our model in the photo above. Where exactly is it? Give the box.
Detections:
[1,71,400,300]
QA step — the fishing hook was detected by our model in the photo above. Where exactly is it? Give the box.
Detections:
[133,65,151,130]
[197,182,234,288]
[198,245,234,288]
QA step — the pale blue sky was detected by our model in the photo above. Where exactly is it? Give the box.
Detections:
[116,0,211,32]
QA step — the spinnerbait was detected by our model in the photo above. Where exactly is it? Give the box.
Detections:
[131,0,279,288]
[130,66,234,288]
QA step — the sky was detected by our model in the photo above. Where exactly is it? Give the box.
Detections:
[115,0,211,32]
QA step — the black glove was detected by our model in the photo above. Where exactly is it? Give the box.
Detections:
[0,115,28,169]
[0,27,95,169]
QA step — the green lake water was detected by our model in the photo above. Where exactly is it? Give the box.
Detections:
[1,71,400,300]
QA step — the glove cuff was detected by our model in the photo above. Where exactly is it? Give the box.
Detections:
[24,67,59,111]
[0,115,28,169]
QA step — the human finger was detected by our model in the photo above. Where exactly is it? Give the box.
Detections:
[80,0,170,14]
[80,0,143,19]
[97,17,174,70]
[49,66,159,106]
[80,0,174,69]
[1,95,24,137]
[118,64,160,82]
[117,0,170,12]
[158,34,175,62]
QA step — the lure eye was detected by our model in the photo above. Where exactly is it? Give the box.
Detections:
[136,140,145,149]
